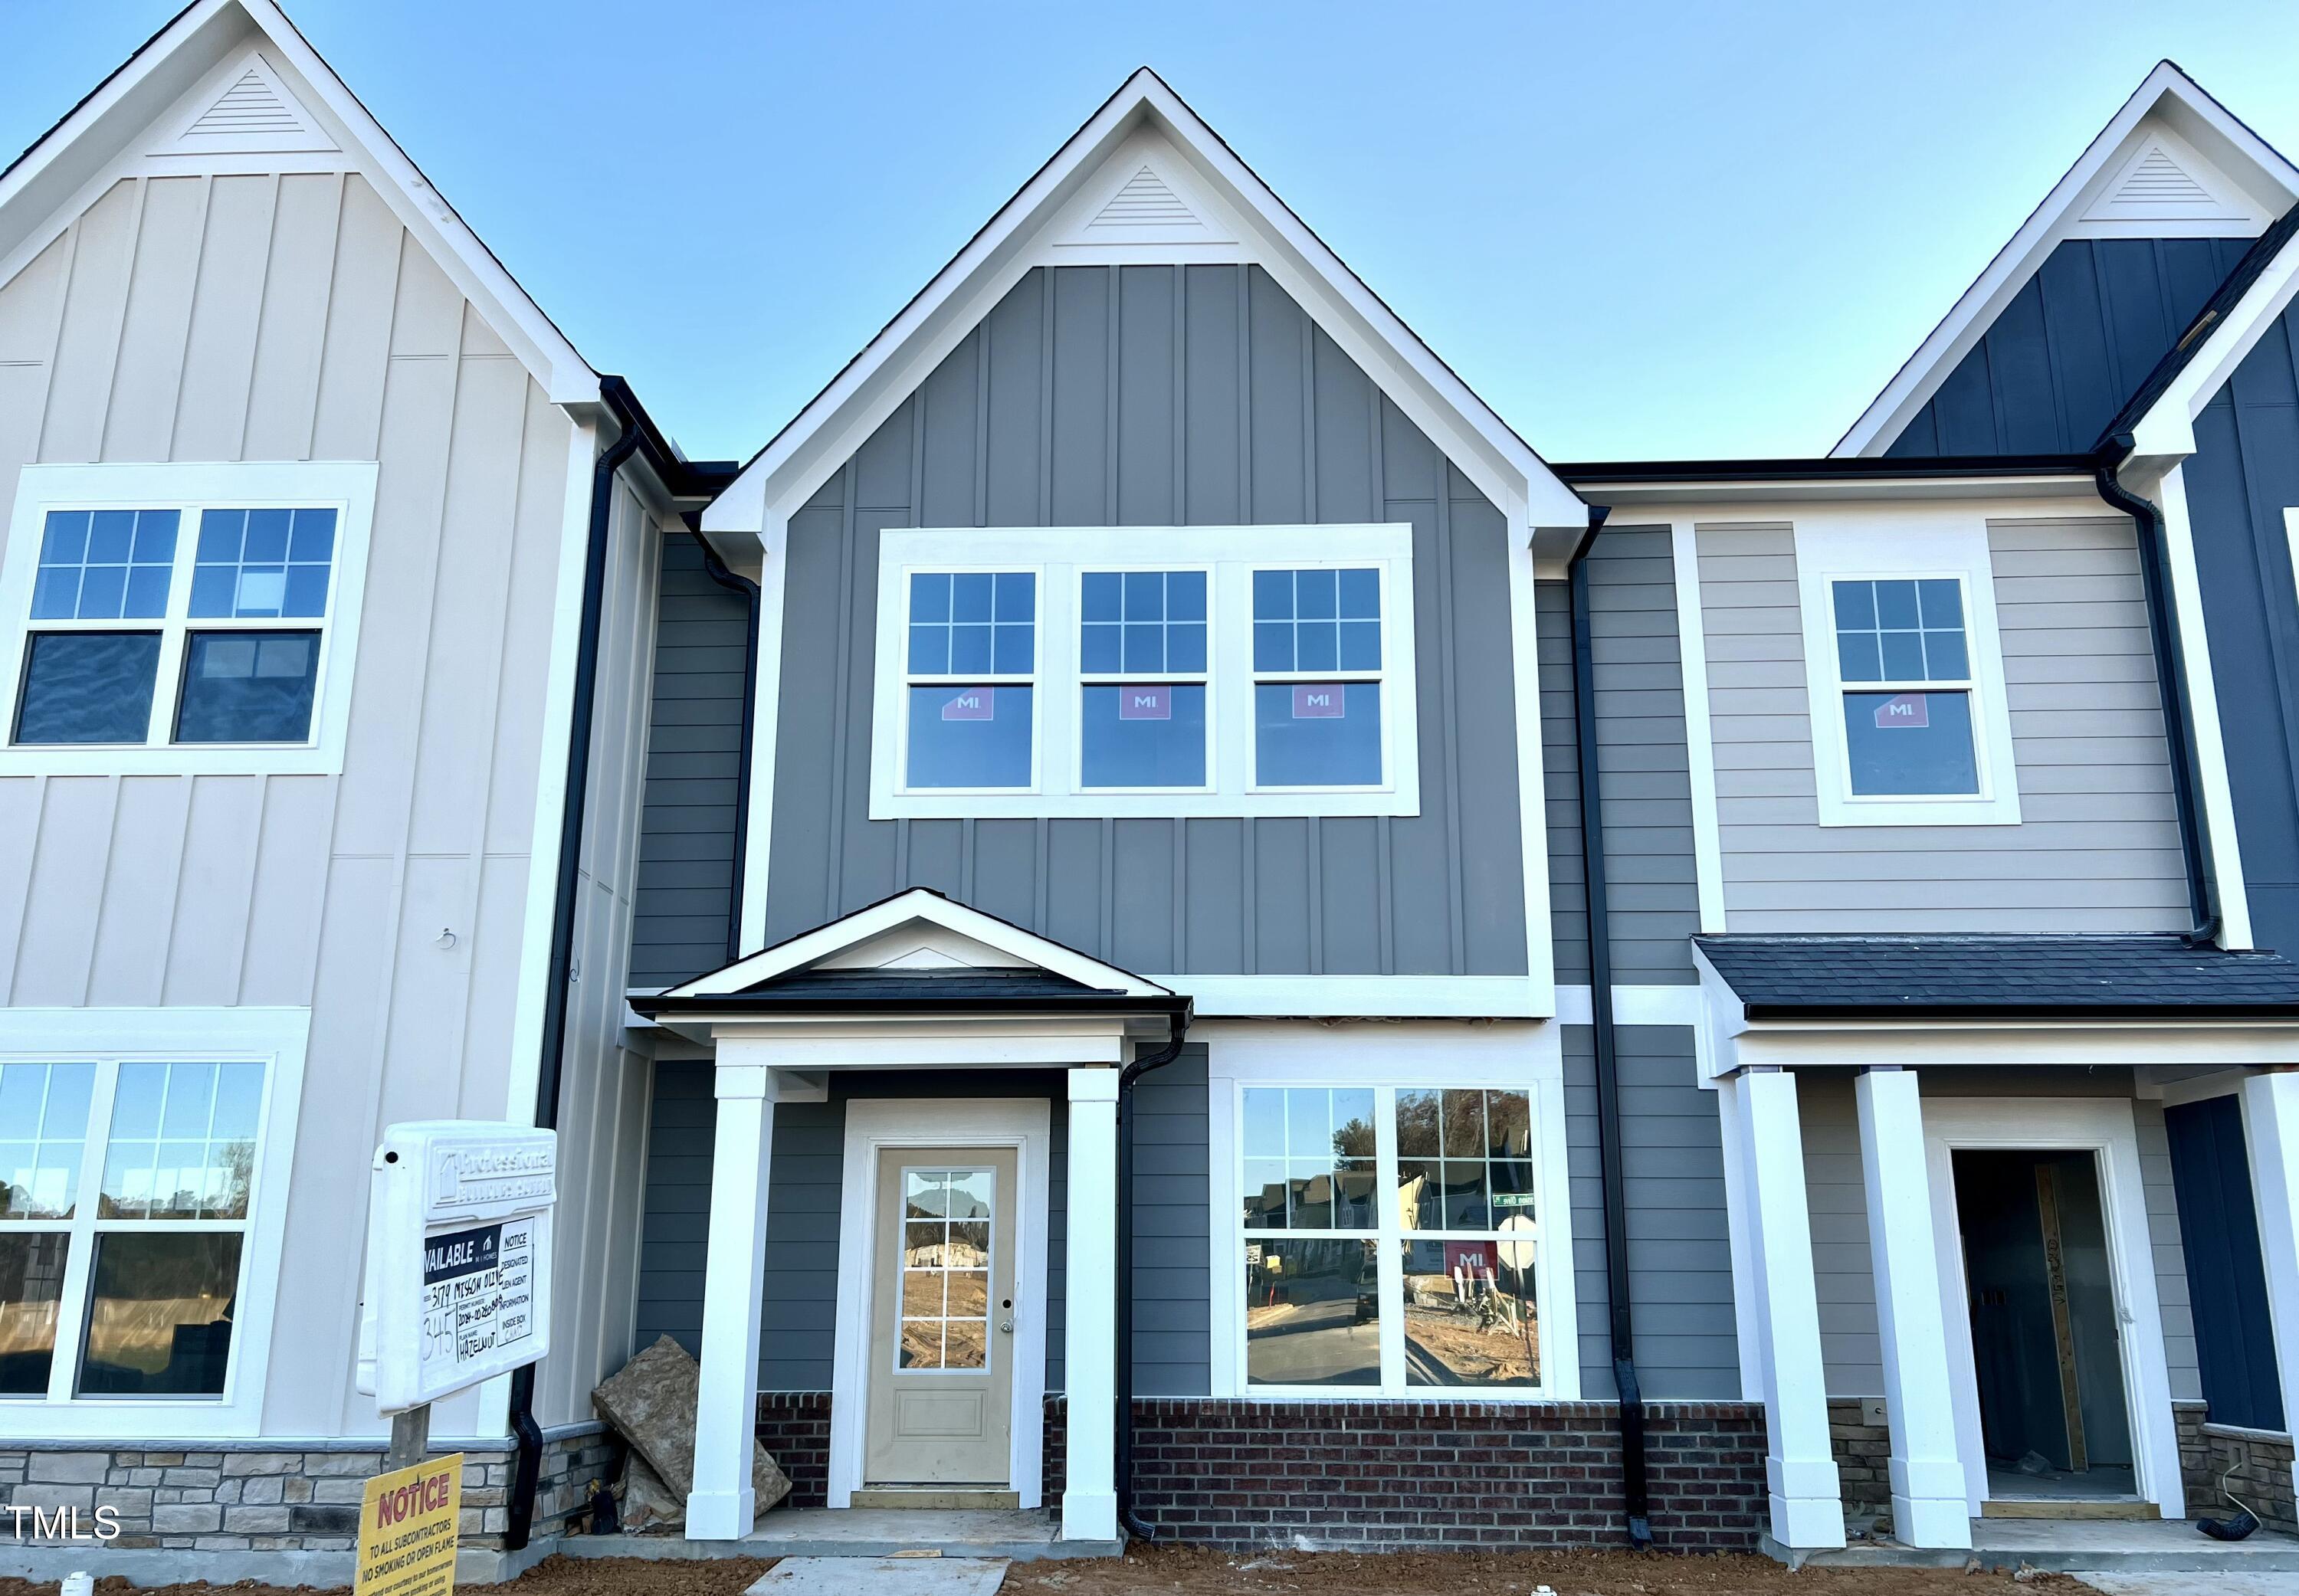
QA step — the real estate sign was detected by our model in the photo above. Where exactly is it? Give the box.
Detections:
[354,1453,462,1596]
[357,1121,557,1411]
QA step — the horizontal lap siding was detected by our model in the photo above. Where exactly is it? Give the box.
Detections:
[757,264,1527,984]
[1564,1024,1739,1399]
[1885,236,2255,457]
[634,1061,1222,1394]
[2184,301,2299,955]
[631,535,747,986]
[1798,1070,2197,1402]
[0,165,596,1434]
[1698,518,2187,931]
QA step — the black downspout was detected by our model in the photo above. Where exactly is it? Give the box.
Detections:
[504,398,647,1552]
[1567,507,1653,1549]
[2095,440,2219,945]
[687,532,760,964]
[1115,1004,1192,1541]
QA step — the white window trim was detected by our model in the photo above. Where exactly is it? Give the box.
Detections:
[0,1005,309,1440]
[0,461,379,777]
[1793,515,2022,827]
[1202,1020,1576,1401]
[870,525,1420,819]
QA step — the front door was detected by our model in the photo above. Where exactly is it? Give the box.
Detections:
[864,1148,1018,1486]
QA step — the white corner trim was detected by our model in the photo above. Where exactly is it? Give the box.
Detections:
[865,525,1421,821]
[1792,512,2022,828]
[737,518,788,956]
[0,460,379,778]
[1200,1019,1577,1402]
[827,1097,1051,1509]
[1921,1096,2185,1520]
[1668,521,1727,931]
[1835,62,2299,457]
[1507,508,1558,1015]
[0,1005,310,1440]
[671,886,1170,1000]
[2154,466,2253,948]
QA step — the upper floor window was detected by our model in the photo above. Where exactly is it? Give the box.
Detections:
[1794,516,2020,827]
[0,1007,308,1438]
[870,525,1419,821]
[0,463,378,777]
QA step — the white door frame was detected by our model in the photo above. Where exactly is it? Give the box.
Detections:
[828,1096,1052,1508]
[1921,1096,2183,1519]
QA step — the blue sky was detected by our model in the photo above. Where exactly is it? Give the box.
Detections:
[5,2,2297,464]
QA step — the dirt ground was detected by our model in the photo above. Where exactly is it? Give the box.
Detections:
[0,1545,2085,1596]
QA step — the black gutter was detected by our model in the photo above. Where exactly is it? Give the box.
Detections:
[1565,506,1652,1549]
[687,532,760,964]
[1116,1005,1192,1542]
[2094,440,2219,945]
[1553,453,2101,485]
[1741,1002,2299,1022]
[507,380,738,1552]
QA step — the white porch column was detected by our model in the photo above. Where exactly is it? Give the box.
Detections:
[1855,1067,1970,1548]
[1063,1066,1120,1542]
[2242,1070,2299,1503]
[687,1056,780,1539]
[1733,1068,1845,1549]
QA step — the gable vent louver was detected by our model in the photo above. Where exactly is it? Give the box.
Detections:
[1088,165,1199,230]
[187,68,303,139]
[2114,148,2215,206]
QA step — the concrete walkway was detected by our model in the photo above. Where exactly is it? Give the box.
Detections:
[1775,1519,2299,1573]
[747,1557,1011,1596]
[558,1506,1121,1562]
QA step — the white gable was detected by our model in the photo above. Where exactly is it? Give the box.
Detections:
[705,69,1586,543]
[1835,62,2297,457]
[814,923,1032,972]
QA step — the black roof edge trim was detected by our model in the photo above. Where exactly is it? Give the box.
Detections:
[631,992,1195,1019]
[596,374,740,500]
[1743,1002,2299,1022]
[1556,453,2105,485]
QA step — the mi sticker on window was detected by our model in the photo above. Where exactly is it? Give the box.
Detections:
[1874,692,1929,729]
[1292,684,1345,719]
[941,688,995,721]
[1118,685,1172,720]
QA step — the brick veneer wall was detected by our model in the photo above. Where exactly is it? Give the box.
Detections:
[2176,1401,2297,1532]
[757,1395,1763,1549]
[0,1427,615,1553]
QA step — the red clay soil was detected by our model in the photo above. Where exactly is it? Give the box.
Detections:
[0,1546,2083,1596]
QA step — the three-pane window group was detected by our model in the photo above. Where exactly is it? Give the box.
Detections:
[1240,1083,1540,1391]
[901,564,1387,792]
[0,1058,264,1401]
[15,504,337,749]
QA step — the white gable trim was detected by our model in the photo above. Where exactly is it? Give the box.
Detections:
[1835,62,2298,458]
[664,888,1172,999]
[0,0,597,406]
[703,69,1584,543]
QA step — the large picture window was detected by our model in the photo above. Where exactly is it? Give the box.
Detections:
[0,463,377,777]
[1236,1082,1543,1394]
[0,1010,304,1436]
[871,525,1418,820]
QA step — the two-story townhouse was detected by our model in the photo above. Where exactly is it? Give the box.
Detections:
[1573,61,2299,1557]
[619,70,1760,1555]
[0,0,726,1574]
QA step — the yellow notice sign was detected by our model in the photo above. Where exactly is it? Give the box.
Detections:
[356,1452,463,1596]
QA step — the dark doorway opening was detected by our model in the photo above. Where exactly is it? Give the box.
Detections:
[1953,1149,2137,1504]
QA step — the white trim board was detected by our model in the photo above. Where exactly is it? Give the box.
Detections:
[828,1097,1051,1509]
[1668,520,1727,932]
[1835,61,2297,457]
[1920,1096,2185,1520]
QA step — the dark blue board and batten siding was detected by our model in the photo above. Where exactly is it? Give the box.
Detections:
[757,264,1527,982]
[1885,237,2257,457]
[633,1051,1212,1396]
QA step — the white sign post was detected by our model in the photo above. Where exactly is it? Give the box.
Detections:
[358,1121,557,1421]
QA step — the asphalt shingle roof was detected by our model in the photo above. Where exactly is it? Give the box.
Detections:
[1693,933,2299,1019]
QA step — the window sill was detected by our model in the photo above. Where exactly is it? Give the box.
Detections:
[1815,793,2022,828]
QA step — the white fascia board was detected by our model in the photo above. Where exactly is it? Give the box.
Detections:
[1834,62,2299,459]
[706,69,1582,539]
[0,0,598,408]
[667,886,1172,999]
[1732,1019,2299,1070]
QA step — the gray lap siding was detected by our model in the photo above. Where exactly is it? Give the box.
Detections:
[752,264,1529,982]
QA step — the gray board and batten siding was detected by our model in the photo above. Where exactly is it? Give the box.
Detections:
[2183,294,2299,957]
[1694,516,2190,932]
[635,1050,1212,1397]
[1883,236,2258,457]
[749,263,1528,985]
